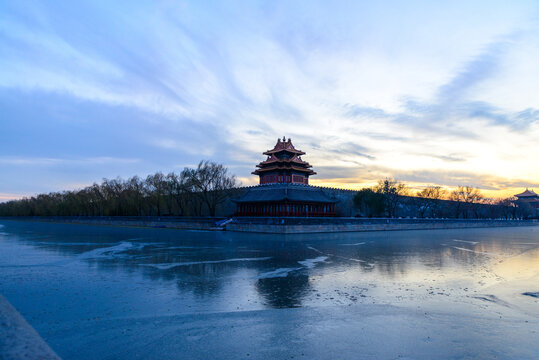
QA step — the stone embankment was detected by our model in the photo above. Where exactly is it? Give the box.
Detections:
[1,216,536,234]
[0,216,225,230]
[226,217,538,234]
[0,294,61,360]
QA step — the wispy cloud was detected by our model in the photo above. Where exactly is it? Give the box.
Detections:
[416,153,467,162]
[0,192,24,202]
[0,156,140,166]
[0,1,538,198]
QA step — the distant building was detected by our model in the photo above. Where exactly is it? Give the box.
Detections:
[234,137,336,217]
[514,189,539,210]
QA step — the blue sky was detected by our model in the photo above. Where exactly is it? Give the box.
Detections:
[1,0,539,200]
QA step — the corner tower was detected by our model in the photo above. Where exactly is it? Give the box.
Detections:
[253,137,316,185]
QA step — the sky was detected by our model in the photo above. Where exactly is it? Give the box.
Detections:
[1,0,539,201]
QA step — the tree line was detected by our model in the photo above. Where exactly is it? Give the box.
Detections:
[0,161,237,217]
[1,171,535,219]
[353,179,534,219]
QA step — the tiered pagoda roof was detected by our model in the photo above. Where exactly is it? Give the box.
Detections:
[514,189,538,198]
[252,137,316,177]
[263,138,305,155]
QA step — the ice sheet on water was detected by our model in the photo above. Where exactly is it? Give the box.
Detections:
[143,257,272,270]
[339,242,366,246]
[522,292,539,298]
[298,256,328,269]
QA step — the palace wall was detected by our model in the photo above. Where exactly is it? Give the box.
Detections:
[216,185,358,217]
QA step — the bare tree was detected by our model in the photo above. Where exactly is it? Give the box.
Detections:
[449,186,484,218]
[186,161,238,217]
[165,172,191,216]
[374,178,409,218]
[416,186,447,218]
[145,173,167,216]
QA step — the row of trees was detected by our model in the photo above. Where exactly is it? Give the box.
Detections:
[353,179,534,219]
[0,161,237,217]
[1,170,535,219]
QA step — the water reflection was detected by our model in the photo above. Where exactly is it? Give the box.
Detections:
[256,274,311,308]
[0,221,538,312]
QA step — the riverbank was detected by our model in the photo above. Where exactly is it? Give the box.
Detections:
[0,216,536,233]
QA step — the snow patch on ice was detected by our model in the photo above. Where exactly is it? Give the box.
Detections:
[156,245,221,250]
[473,295,512,308]
[333,254,369,264]
[452,246,493,256]
[298,256,328,269]
[453,239,479,245]
[339,242,366,246]
[143,257,272,270]
[77,242,145,260]
[258,267,301,279]
[258,255,328,279]
[38,242,116,246]
[307,246,324,254]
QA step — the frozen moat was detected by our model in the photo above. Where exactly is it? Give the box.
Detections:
[0,221,538,359]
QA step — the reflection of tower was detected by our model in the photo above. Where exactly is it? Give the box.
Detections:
[256,273,310,308]
[253,241,312,308]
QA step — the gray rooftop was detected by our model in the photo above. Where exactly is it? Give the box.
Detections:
[234,184,337,203]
